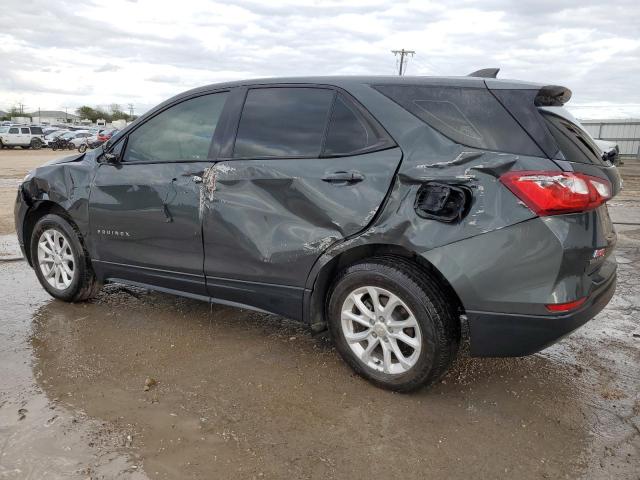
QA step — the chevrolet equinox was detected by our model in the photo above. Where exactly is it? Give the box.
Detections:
[15,74,620,391]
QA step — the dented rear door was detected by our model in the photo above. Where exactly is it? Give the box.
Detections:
[201,85,401,319]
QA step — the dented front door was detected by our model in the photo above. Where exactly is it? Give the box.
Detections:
[201,147,403,319]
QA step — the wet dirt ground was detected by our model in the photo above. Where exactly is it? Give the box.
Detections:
[0,150,638,479]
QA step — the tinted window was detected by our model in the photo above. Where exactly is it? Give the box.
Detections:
[373,85,543,156]
[30,127,43,135]
[124,92,228,162]
[21,128,29,134]
[9,128,18,134]
[233,87,334,158]
[322,94,382,156]
[541,111,604,165]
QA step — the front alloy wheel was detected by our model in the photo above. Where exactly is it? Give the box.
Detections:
[30,214,101,302]
[341,286,422,375]
[37,228,76,290]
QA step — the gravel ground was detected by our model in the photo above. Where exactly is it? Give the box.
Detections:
[0,149,638,479]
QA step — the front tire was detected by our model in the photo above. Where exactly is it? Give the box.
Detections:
[328,257,460,392]
[30,214,101,302]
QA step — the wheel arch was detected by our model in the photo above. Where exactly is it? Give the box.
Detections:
[304,243,466,332]
[22,201,77,266]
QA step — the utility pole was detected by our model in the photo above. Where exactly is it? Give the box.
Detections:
[128,103,134,117]
[392,49,415,76]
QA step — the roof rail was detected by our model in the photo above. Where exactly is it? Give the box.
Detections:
[467,68,500,78]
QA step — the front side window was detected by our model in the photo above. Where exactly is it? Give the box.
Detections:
[233,87,334,158]
[123,92,228,162]
[9,128,18,134]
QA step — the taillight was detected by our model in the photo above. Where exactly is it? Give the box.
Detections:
[546,297,586,312]
[500,170,611,216]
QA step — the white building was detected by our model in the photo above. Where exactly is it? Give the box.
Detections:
[29,110,79,125]
[581,119,640,158]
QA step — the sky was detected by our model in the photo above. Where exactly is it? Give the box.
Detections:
[1,0,639,119]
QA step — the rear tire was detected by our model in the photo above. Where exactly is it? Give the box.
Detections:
[327,257,460,392]
[78,143,87,153]
[30,214,101,302]
[30,138,43,150]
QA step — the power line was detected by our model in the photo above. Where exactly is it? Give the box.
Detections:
[391,49,415,76]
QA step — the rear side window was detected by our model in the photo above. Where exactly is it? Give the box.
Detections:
[373,85,543,156]
[124,92,228,162]
[21,128,29,134]
[233,87,334,158]
[540,111,604,165]
[30,127,43,135]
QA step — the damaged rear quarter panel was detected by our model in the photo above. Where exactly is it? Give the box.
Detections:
[306,84,563,315]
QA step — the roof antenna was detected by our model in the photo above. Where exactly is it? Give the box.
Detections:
[467,68,500,78]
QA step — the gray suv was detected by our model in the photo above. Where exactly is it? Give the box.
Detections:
[14,76,620,391]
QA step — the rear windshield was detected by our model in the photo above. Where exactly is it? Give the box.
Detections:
[538,107,605,165]
[373,84,543,156]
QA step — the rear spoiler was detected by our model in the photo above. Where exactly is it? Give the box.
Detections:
[534,85,572,106]
[467,68,500,78]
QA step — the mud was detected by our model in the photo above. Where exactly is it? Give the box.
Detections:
[0,153,638,479]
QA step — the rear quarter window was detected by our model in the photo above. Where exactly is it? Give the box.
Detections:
[321,93,394,157]
[373,84,543,157]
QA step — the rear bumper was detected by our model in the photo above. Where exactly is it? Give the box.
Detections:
[467,271,616,357]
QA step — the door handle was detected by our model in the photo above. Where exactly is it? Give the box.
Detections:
[322,171,365,184]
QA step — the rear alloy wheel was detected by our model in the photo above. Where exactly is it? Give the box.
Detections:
[328,257,460,392]
[341,286,422,375]
[30,138,43,150]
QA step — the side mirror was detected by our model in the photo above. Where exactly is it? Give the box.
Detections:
[103,152,121,164]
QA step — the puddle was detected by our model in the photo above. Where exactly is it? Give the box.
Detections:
[1,234,638,479]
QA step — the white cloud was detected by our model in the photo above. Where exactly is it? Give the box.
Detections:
[0,0,638,118]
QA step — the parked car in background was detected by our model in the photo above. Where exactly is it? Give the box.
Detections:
[68,131,93,148]
[15,75,621,391]
[0,125,45,149]
[595,139,622,166]
[97,128,118,143]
